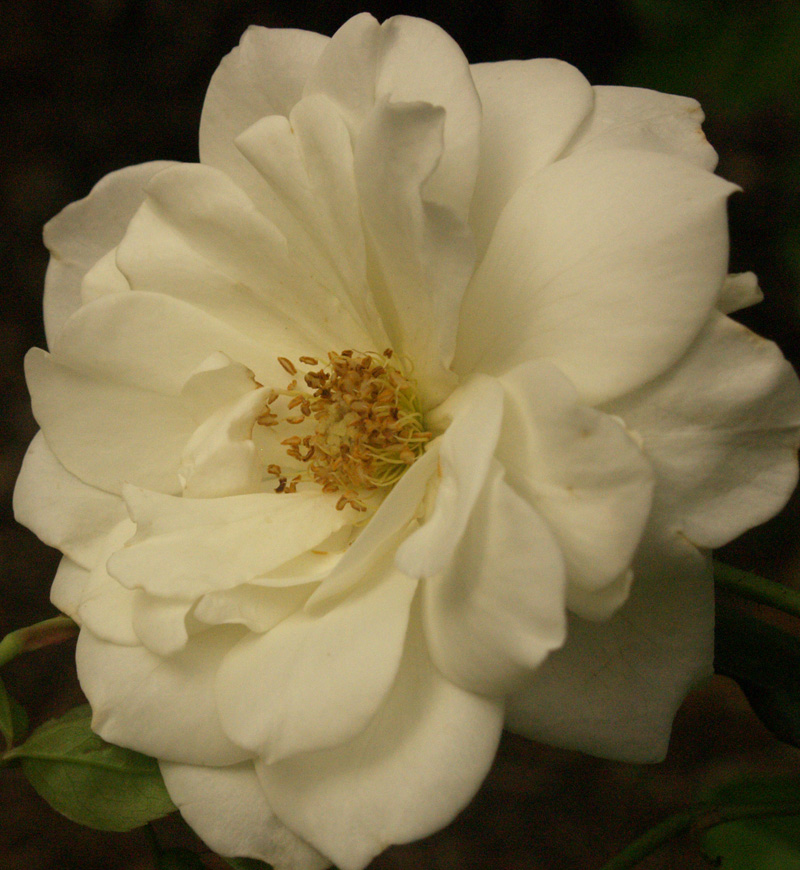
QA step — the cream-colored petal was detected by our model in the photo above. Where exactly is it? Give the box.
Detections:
[456,148,737,404]
[258,615,504,870]
[77,626,252,766]
[354,98,473,405]
[396,375,503,579]
[469,59,594,257]
[50,557,90,622]
[505,532,713,763]
[42,161,173,346]
[108,487,354,597]
[13,432,127,568]
[498,360,654,618]
[607,312,800,549]
[216,569,417,763]
[565,85,718,170]
[305,13,481,222]
[25,348,194,495]
[195,584,313,634]
[160,762,329,870]
[423,461,567,696]
[718,271,763,314]
[199,24,328,192]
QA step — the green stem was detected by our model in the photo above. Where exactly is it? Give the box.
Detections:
[598,801,800,870]
[0,616,78,669]
[713,560,800,620]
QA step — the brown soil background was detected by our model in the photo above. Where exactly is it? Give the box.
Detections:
[2,2,800,869]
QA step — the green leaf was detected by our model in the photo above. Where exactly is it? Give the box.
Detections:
[223,858,274,870]
[0,676,28,752]
[6,705,176,831]
[701,778,800,869]
[714,600,800,747]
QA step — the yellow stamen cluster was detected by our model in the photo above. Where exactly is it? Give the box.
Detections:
[259,349,431,510]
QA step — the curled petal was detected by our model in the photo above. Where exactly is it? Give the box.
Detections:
[160,762,329,870]
[258,614,504,870]
[506,532,713,762]
[607,312,800,549]
[77,626,252,766]
[456,148,737,404]
[42,161,174,346]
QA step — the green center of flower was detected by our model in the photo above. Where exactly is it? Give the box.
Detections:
[259,349,431,511]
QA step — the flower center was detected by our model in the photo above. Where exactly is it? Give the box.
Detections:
[259,349,431,511]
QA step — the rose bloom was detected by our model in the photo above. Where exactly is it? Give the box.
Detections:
[14,12,800,870]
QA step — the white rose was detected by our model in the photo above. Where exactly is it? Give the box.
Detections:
[14,12,800,870]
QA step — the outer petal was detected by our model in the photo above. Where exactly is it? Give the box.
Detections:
[160,762,329,870]
[305,13,481,222]
[505,531,714,762]
[456,148,737,403]
[565,86,718,170]
[26,347,195,495]
[497,360,654,619]
[13,432,127,568]
[50,557,90,621]
[42,161,173,346]
[468,59,594,256]
[258,615,504,870]
[607,312,800,549]
[77,626,251,766]
[422,461,567,696]
[216,569,417,762]
[199,25,328,192]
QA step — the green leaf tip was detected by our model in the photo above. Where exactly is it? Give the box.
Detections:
[9,704,176,831]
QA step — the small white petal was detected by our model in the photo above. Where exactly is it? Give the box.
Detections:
[160,762,329,870]
[566,85,718,170]
[77,626,251,766]
[216,569,417,762]
[258,615,504,870]
[42,161,173,346]
[718,271,763,314]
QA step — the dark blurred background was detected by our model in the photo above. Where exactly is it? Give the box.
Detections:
[2,1,800,868]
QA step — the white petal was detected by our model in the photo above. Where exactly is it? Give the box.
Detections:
[236,95,384,342]
[505,532,713,762]
[305,13,481,222]
[75,520,138,646]
[565,86,718,170]
[179,387,269,498]
[131,593,195,657]
[258,616,504,870]
[50,557,90,621]
[50,290,277,395]
[216,570,417,763]
[121,163,368,355]
[199,24,328,191]
[497,360,654,618]
[13,432,127,568]
[307,445,439,607]
[469,59,593,256]
[108,487,353,597]
[456,148,737,404]
[25,348,195,495]
[423,461,566,695]
[77,626,251,765]
[195,584,312,633]
[42,161,173,346]
[396,375,503,578]
[607,312,800,549]
[160,762,329,870]
[354,98,473,405]
[718,271,763,313]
